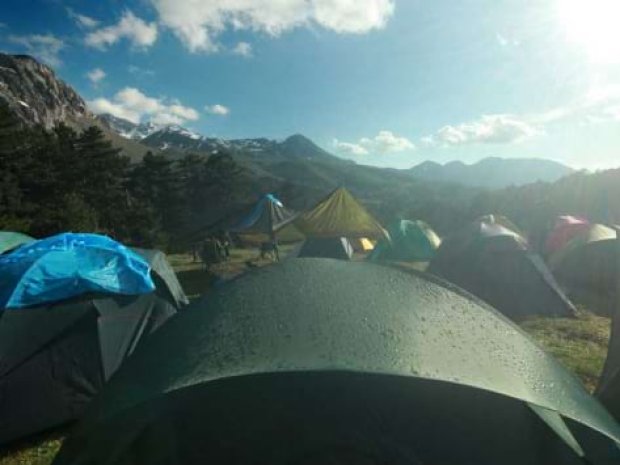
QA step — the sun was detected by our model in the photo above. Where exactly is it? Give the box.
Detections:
[557,0,620,64]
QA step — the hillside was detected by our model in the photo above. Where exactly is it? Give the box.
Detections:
[410,157,574,189]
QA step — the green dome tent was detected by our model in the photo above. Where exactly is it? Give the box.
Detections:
[53,259,619,465]
[369,219,440,262]
[0,248,186,445]
[0,231,34,254]
[429,220,576,320]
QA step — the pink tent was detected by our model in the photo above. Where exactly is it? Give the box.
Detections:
[545,215,590,255]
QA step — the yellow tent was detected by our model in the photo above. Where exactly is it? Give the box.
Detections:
[295,188,387,239]
[352,237,375,252]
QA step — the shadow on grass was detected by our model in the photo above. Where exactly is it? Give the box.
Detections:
[176,268,218,302]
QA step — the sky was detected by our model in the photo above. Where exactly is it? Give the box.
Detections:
[1,0,620,169]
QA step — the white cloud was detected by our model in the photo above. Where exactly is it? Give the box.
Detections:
[128,65,155,77]
[67,8,99,28]
[8,34,64,67]
[148,0,394,53]
[232,41,253,57]
[333,139,369,155]
[205,104,230,116]
[426,115,541,147]
[86,68,106,85]
[88,87,199,125]
[496,33,509,47]
[360,130,415,153]
[85,11,158,50]
[334,130,414,155]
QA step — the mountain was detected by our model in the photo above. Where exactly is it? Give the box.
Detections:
[97,113,159,140]
[0,53,152,161]
[409,157,574,189]
[0,53,90,129]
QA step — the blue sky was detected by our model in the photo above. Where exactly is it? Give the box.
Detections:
[2,0,620,169]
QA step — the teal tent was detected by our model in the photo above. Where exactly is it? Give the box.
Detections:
[53,259,619,465]
[0,231,34,254]
[369,219,440,262]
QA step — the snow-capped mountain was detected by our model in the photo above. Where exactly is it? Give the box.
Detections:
[98,113,333,160]
[97,113,160,141]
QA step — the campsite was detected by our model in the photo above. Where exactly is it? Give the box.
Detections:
[3,0,620,463]
[2,186,620,464]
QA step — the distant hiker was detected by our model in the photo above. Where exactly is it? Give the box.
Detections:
[219,230,231,260]
[191,242,200,262]
[201,237,222,270]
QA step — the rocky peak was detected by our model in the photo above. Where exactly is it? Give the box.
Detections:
[0,53,90,129]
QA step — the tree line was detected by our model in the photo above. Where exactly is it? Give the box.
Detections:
[0,110,250,249]
[1,105,618,252]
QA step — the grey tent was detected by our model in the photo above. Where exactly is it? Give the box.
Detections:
[297,237,354,260]
[0,231,34,254]
[428,220,576,320]
[53,259,619,465]
[0,248,186,445]
[132,248,189,307]
[550,224,617,314]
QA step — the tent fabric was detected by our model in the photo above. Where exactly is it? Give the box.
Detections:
[298,237,354,260]
[476,214,524,236]
[52,259,620,465]
[598,297,620,420]
[131,248,189,307]
[546,216,591,255]
[0,231,34,255]
[0,233,154,309]
[0,292,177,445]
[369,219,441,262]
[550,224,617,302]
[428,220,576,320]
[231,194,298,236]
[295,187,388,239]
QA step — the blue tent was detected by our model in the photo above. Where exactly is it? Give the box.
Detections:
[231,194,299,236]
[0,233,154,309]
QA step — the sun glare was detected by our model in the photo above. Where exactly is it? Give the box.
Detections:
[557,0,620,64]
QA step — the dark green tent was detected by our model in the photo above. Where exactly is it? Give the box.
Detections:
[0,248,186,445]
[53,259,619,465]
[597,268,620,420]
[550,224,617,313]
[0,231,34,254]
[297,237,354,260]
[428,220,576,320]
[369,219,440,262]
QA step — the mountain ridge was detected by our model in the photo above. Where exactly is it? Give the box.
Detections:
[0,52,575,190]
[409,156,574,189]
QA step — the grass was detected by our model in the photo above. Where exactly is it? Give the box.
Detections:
[0,249,613,464]
[519,307,611,392]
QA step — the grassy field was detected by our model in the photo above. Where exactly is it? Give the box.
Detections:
[0,249,613,465]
